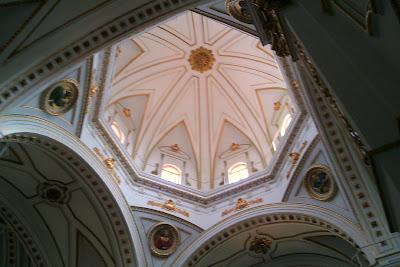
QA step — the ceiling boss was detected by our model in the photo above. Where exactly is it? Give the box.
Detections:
[188,46,215,73]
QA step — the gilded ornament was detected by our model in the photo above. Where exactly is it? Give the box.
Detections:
[89,84,98,96]
[230,142,240,151]
[249,236,273,255]
[291,79,299,88]
[188,47,215,73]
[148,199,190,217]
[288,152,299,164]
[41,79,79,115]
[224,0,291,57]
[170,144,180,152]
[122,107,131,117]
[104,158,116,170]
[273,101,281,110]
[148,222,180,257]
[37,181,70,204]
[93,147,121,184]
[305,165,337,201]
[225,0,264,24]
[222,197,263,216]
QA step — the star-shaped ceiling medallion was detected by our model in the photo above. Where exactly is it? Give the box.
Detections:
[188,46,215,73]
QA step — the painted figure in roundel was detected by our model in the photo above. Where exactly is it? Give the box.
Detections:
[149,223,180,257]
[41,79,79,115]
[310,169,330,194]
[153,228,174,251]
[305,165,337,201]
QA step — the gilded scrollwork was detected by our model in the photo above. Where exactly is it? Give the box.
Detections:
[93,147,121,184]
[320,0,377,35]
[224,0,291,57]
[147,199,190,217]
[222,197,263,216]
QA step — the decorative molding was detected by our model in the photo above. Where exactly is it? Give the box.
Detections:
[221,197,263,216]
[282,135,320,202]
[294,39,393,250]
[131,206,203,232]
[181,209,366,266]
[0,0,208,111]
[286,140,308,177]
[0,0,46,54]
[0,132,136,265]
[224,0,291,57]
[147,199,190,217]
[93,147,121,184]
[0,198,48,267]
[37,181,71,205]
[320,0,378,35]
[90,39,309,205]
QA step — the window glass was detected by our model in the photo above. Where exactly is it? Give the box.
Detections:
[161,164,182,184]
[280,114,292,137]
[228,162,249,183]
[111,122,125,143]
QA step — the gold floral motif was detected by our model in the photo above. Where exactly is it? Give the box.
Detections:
[222,197,263,216]
[148,199,190,217]
[104,158,116,170]
[230,142,240,151]
[170,144,180,152]
[249,236,273,254]
[273,101,281,110]
[89,84,98,96]
[122,107,131,117]
[286,140,308,178]
[188,47,215,73]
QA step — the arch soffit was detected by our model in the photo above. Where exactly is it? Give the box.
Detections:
[0,115,144,267]
[172,202,374,266]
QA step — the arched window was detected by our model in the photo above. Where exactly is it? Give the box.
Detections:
[111,122,125,143]
[228,162,249,184]
[280,114,292,137]
[161,164,182,184]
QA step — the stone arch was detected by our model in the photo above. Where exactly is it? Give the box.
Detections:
[172,203,373,266]
[0,115,144,267]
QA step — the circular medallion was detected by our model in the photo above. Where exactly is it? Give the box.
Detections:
[188,47,215,73]
[148,222,180,257]
[305,165,337,201]
[41,79,79,115]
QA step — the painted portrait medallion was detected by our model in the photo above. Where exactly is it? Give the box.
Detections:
[149,222,180,257]
[305,165,337,201]
[41,79,79,115]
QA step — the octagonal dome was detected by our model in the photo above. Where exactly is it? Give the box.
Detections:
[101,11,297,192]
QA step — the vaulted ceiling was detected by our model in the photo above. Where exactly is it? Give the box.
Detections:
[105,11,295,191]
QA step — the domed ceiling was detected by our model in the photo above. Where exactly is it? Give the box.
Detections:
[104,11,295,191]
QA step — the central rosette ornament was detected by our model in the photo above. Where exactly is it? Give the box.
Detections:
[188,46,215,73]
